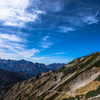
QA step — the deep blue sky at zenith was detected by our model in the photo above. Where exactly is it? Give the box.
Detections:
[0,0,100,64]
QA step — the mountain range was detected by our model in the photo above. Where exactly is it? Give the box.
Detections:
[0,59,65,76]
[0,52,100,100]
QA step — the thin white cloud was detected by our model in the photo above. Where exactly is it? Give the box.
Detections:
[59,27,75,33]
[83,16,98,25]
[0,33,22,42]
[51,52,65,55]
[40,35,53,48]
[0,51,20,60]
[17,49,40,59]
[42,36,49,41]
[0,0,43,27]
[29,57,45,60]
[41,42,53,48]
[32,9,45,14]
[0,45,40,60]
[27,57,46,64]
[0,33,40,60]
[30,0,64,12]
[45,1,63,12]
[0,49,40,60]
[95,10,99,17]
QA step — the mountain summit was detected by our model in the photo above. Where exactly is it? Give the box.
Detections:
[1,52,100,100]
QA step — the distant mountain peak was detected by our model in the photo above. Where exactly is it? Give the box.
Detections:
[20,59,26,61]
[94,51,100,54]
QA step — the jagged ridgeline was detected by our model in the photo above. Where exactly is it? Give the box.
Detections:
[1,52,100,100]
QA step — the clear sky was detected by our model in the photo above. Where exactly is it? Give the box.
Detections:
[0,0,100,64]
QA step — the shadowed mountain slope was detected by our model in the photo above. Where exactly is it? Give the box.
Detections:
[1,52,100,100]
[15,71,33,79]
[0,68,26,88]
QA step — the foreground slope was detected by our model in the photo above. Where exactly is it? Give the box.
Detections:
[1,52,100,100]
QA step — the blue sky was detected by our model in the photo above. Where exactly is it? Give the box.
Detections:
[0,0,100,64]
